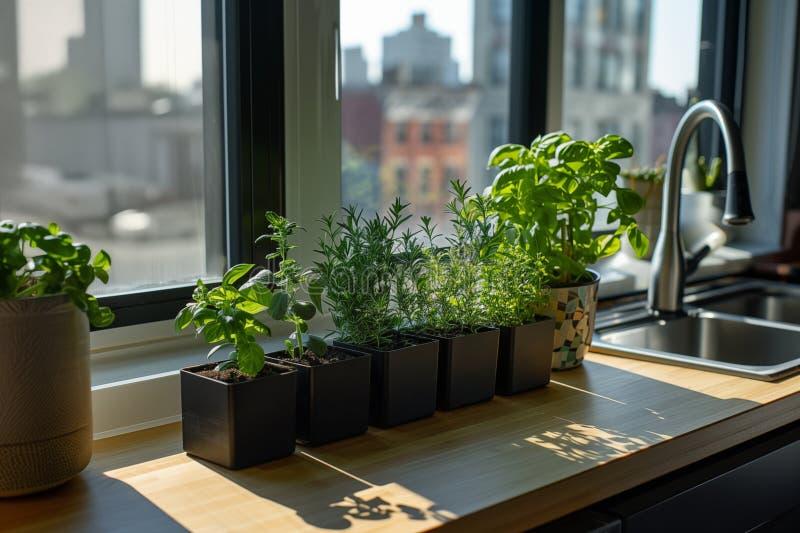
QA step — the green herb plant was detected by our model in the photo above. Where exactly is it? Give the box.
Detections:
[418,180,501,335]
[482,244,549,327]
[487,132,649,284]
[0,220,113,327]
[256,211,327,359]
[174,263,273,377]
[315,200,408,349]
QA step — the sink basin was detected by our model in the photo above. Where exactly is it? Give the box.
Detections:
[690,283,800,325]
[595,310,800,380]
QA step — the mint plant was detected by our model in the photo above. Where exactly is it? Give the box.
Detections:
[0,220,113,327]
[175,263,273,377]
[487,132,649,284]
[256,211,327,358]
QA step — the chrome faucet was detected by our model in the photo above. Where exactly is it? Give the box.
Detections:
[648,100,754,315]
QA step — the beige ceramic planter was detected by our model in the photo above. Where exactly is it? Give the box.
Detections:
[540,271,600,370]
[0,294,92,497]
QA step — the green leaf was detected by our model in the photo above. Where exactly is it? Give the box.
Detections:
[94,267,109,284]
[207,342,232,360]
[92,249,112,270]
[597,234,622,258]
[236,300,267,314]
[291,301,316,320]
[307,334,328,357]
[37,235,76,259]
[492,164,534,193]
[222,263,255,286]
[48,222,60,235]
[627,226,650,258]
[201,322,225,344]
[175,306,195,332]
[486,143,526,168]
[596,134,634,160]
[237,341,265,377]
[616,187,645,215]
[268,291,289,320]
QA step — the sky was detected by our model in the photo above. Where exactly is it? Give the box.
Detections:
[16,0,701,101]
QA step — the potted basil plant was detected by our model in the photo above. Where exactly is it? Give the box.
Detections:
[320,201,439,428]
[482,243,556,395]
[0,221,113,496]
[175,265,296,469]
[487,133,648,370]
[417,181,500,410]
[258,212,370,445]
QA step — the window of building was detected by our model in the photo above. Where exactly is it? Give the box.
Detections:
[0,0,224,297]
[443,121,458,143]
[340,0,512,232]
[421,122,433,144]
[395,122,408,143]
[419,165,432,196]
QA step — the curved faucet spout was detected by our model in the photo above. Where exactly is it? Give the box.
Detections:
[647,100,755,315]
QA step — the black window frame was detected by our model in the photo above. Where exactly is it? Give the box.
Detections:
[97,0,285,329]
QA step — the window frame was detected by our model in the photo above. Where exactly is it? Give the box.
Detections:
[95,0,285,329]
[99,0,755,328]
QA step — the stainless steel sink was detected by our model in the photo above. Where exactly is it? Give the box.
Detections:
[686,280,800,325]
[593,280,800,381]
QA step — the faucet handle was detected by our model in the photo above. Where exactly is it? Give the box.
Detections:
[723,170,755,226]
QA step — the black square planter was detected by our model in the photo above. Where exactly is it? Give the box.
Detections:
[495,317,556,395]
[422,328,500,410]
[180,361,297,469]
[266,349,371,446]
[334,335,439,428]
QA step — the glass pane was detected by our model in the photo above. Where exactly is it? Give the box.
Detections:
[341,0,512,235]
[0,0,225,295]
[562,0,702,167]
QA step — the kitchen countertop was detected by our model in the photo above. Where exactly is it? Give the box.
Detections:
[4,352,800,532]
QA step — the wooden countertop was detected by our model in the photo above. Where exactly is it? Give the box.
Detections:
[4,353,800,532]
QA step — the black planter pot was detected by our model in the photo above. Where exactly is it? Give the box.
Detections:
[180,361,297,469]
[495,317,556,395]
[334,335,439,428]
[266,349,370,446]
[420,328,500,410]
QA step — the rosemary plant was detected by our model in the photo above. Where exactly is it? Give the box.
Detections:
[315,200,408,349]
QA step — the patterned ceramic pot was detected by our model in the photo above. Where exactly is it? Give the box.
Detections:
[0,294,92,497]
[541,271,600,370]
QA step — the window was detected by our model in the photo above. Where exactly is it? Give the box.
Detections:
[340,0,512,232]
[419,165,432,197]
[0,0,224,297]
[421,122,433,144]
[395,122,408,143]
[562,0,704,168]
[443,121,458,143]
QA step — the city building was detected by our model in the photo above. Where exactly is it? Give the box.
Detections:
[382,13,459,87]
[563,0,655,165]
[343,46,369,88]
[380,87,477,223]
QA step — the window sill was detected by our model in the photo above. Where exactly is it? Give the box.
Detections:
[90,242,769,440]
[90,315,335,439]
